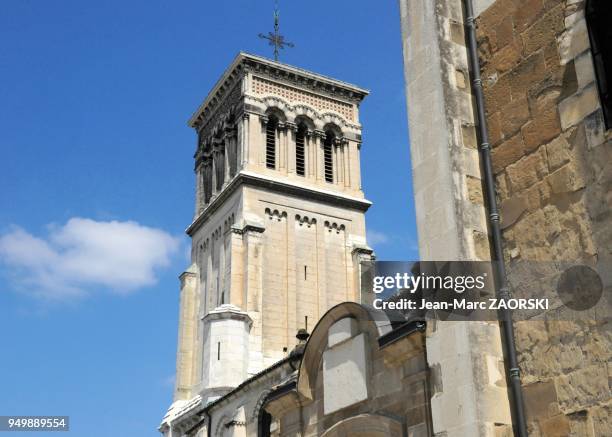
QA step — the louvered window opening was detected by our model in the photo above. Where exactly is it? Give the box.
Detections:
[296,124,306,176]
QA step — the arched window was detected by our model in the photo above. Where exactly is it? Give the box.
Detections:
[265,116,278,169]
[586,0,612,128]
[296,123,307,176]
[323,131,335,183]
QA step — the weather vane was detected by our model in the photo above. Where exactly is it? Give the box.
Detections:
[258,0,294,61]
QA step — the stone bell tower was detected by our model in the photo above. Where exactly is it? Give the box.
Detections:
[172,53,373,405]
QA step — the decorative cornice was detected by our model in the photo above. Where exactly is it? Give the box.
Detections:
[230,222,265,235]
[188,52,368,129]
[185,171,371,236]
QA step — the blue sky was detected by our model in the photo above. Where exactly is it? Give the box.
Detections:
[0,1,417,435]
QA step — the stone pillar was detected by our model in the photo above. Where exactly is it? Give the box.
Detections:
[242,222,265,375]
[204,157,213,204]
[194,162,205,218]
[229,227,245,309]
[350,140,362,191]
[306,130,314,179]
[314,130,325,183]
[239,113,249,169]
[278,122,288,174]
[333,141,341,185]
[286,121,297,175]
[342,140,351,188]
[286,214,297,349]
[399,0,512,435]
[174,264,199,401]
[258,115,269,168]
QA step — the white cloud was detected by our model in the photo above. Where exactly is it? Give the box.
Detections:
[367,229,389,246]
[0,218,180,300]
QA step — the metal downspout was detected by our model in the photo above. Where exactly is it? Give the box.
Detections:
[463,0,529,435]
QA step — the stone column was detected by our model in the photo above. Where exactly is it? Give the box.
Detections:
[286,121,297,175]
[333,141,340,185]
[204,157,213,204]
[242,222,265,375]
[314,130,325,183]
[229,227,245,309]
[174,265,199,401]
[306,130,314,179]
[210,151,218,198]
[259,115,269,168]
[194,162,205,217]
[342,140,351,188]
[278,122,288,174]
[223,128,231,186]
[239,113,249,169]
[352,140,362,191]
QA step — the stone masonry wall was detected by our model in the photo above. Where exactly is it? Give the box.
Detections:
[477,0,611,435]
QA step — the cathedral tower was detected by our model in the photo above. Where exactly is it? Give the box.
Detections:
[172,53,373,404]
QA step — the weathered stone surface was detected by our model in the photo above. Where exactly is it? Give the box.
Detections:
[513,0,545,32]
[509,52,549,98]
[501,97,530,137]
[545,136,571,172]
[488,111,503,145]
[500,195,527,228]
[559,84,600,130]
[522,107,562,153]
[467,175,484,204]
[520,4,565,56]
[523,380,558,422]
[492,133,525,173]
[485,74,513,109]
[592,403,612,437]
[546,162,586,194]
[558,18,590,65]
[475,1,612,435]
[506,148,548,191]
[538,414,570,436]
[555,365,610,413]
[492,41,522,74]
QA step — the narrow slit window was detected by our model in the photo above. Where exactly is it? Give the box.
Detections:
[217,342,221,360]
[323,131,334,183]
[296,124,306,176]
[266,117,278,169]
[304,265,307,280]
[586,0,612,128]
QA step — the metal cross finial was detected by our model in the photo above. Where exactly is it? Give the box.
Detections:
[258,0,294,61]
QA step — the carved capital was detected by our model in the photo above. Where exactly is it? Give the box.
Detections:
[285,121,298,132]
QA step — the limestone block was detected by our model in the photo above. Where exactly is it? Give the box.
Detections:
[507,148,548,192]
[546,162,586,194]
[492,133,525,174]
[558,18,589,65]
[322,333,368,415]
[328,317,358,347]
[574,51,596,90]
[539,414,570,436]
[559,85,600,130]
[545,136,570,172]
[523,380,559,422]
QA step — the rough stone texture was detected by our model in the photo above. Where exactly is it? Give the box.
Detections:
[479,0,612,435]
